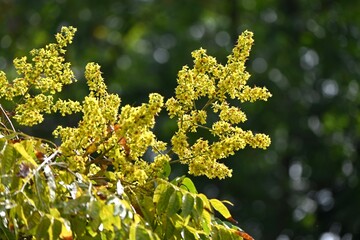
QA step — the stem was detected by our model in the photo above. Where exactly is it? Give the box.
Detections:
[196,124,211,131]
[201,98,216,111]
[0,104,17,138]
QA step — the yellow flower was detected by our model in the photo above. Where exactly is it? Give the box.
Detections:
[166,30,271,179]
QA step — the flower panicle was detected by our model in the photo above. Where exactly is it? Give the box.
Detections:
[166,30,271,179]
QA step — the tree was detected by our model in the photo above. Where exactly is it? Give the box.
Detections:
[2,1,359,238]
[0,26,270,239]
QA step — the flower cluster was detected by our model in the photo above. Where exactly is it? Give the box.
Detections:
[53,62,167,184]
[166,30,271,179]
[1,27,271,184]
[0,26,80,126]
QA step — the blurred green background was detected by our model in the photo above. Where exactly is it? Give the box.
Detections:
[1,0,359,239]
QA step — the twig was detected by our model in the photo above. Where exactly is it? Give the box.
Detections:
[0,104,18,139]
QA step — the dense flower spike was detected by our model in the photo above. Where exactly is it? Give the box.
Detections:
[166,30,271,179]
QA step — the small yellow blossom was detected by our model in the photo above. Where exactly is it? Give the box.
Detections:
[150,154,171,177]
[85,62,108,97]
[238,86,272,102]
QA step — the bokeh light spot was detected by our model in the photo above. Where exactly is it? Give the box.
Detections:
[1,35,12,49]
[300,48,319,70]
[189,24,205,40]
[153,48,169,64]
[215,31,230,47]
[321,79,339,98]
[252,57,268,73]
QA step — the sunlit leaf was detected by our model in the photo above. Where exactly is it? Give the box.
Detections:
[181,227,197,240]
[0,137,7,153]
[100,204,115,230]
[15,205,28,227]
[1,143,18,174]
[13,142,38,167]
[180,177,197,194]
[198,194,211,212]
[201,209,212,235]
[210,199,237,223]
[154,183,175,214]
[137,195,155,224]
[221,200,234,206]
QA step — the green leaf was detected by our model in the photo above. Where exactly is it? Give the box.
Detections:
[209,199,232,220]
[194,195,204,214]
[164,214,177,239]
[154,183,175,214]
[181,227,197,240]
[61,195,91,215]
[51,218,62,240]
[181,193,194,217]
[100,204,115,230]
[198,194,211,212]
[88,200,102,232]
[27,210,42,232]
[134,224,157,240]
[171,176,185,186]
[166,191,181,216]
[34,171,49,211]
[201,209,212,236]
[1,142,17,174]
[13,142,38,167]
[180,177,198,194]
[0,222,16,240]
[70,216,87,237]
[15,205,28,227]
[0,137,7,152]
[35,216,51,239]
[137,195,155,225]
[163,160,171,178]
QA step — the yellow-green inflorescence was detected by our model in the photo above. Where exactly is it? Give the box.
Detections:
[0,27,271,184]
[0,26,81,126]
[166,30,271,179]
